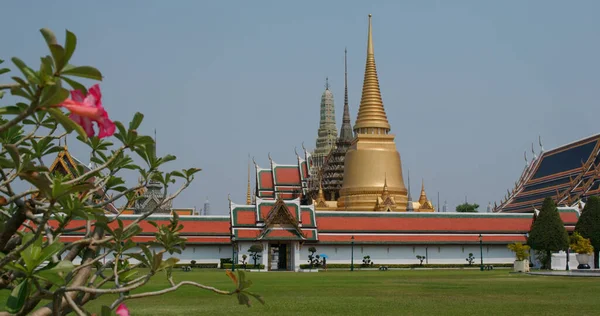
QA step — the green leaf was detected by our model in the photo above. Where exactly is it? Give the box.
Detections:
[0,68,9,75]
[20,233,42,273]
[36,260,74,285]
[129,112,144,130]
[47,107,88,142]
[0,106,23,116]
[64,30,77,66]
[60,75,87,94]
[40,84,69,107]
[158,257,180,271]
[36,240,64,267]
[119,268,139,283]
[62,66,103,81]
[6,279,29,313]
[5,144,21,170]
[40,28,58,46]
[11,57,40,85]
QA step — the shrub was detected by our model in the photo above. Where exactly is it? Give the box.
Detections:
[0,28,263,314]
[299,263,513,269]
[570,232,594,254]
[416,255,426,266]
[465,253,475,265]
[527,198,569,269]
[190,260,197,267]
[307,246,320,268]
[362,255,374,267]
[507,242,531,261]
[222,263,265,270]
[248,244,264,268]
[575,196,600,268]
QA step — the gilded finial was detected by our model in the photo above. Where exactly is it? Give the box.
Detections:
[325,77,329,90]
[252,156,257,166]
[353,13,391,134]
[227,193,231,203]
[301,142,306,152]
[294,147,299,158]
[268,152,272,162]
[539,135,544,152]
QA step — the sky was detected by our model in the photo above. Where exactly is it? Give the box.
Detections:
[2,0,600,214]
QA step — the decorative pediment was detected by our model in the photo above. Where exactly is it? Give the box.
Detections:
[260,198,304,239]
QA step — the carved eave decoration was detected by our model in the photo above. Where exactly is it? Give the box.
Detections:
[259,198,305,240]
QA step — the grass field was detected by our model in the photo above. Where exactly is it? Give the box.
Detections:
[4,269,600,315]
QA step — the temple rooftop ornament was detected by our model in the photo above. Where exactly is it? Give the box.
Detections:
[337,14,408,211]
[320,48,354,201]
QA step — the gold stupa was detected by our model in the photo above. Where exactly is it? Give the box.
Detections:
[337,14,408,211]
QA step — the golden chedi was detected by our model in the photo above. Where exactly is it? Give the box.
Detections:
[337,14,408,211]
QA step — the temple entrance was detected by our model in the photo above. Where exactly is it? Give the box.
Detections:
[268,242,292,271]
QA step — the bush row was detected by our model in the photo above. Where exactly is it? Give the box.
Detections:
[299,263,512,269]
[221,263,265,270]
[174,263,219,269]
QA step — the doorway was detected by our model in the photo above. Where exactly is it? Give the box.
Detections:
[269,242,291,271]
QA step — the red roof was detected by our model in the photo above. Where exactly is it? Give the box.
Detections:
[318,234,527,244]
[316,213,534,233]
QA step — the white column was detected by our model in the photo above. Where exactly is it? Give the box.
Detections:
[293,241,301,271]
[261,241,269,271]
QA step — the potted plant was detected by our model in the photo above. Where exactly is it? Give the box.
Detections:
[570,232,594,269]
[507,242,530,272]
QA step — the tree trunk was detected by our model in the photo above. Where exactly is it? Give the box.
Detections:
[595,249,599,269]
[546,250,552,270]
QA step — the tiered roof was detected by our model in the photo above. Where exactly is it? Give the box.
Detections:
[46,148,118,214]
[496,134,600,213]
[230,197,318,242]
[321,49,354,201]
[254,149,312,202]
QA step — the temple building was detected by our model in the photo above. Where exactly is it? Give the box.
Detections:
[321,49,354,201]
[495,134,600,213]
[33,15,596,272]
[308,78,338,198]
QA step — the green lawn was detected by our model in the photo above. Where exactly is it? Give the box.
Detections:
[5,269,600,315]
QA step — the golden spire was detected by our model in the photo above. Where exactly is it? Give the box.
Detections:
[418,179,428,205]
[353,14,391,134]
[246,154,252,205]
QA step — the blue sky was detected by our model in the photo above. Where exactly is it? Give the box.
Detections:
[2,0,599,214]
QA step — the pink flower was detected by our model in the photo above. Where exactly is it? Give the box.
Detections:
[115,304,130,316]
[59,84,116,138]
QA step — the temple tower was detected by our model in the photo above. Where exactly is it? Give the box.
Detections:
[321,49,354,201]
[309,78,338,196]
[338,15,408,211]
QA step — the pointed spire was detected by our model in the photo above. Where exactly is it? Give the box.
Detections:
[246,154,252,205]
[354,14,391,135]
[407,169,412,201]
[325,77,330,90]
[418,179,429,205]
[339,48,353,141]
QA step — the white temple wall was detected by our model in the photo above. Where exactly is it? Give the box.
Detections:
[300,244,516,265]
[72,243,518,267]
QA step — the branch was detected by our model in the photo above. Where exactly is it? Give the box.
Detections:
[0,211,49,269]
[110,281,234,309]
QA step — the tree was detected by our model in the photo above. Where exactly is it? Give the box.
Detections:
[575,196,600,268]
[307,246,319,268]
[455,203,479,212]
[465,253,475,265]
[248,244,263,268]
[527,197,569,269]
[0,29,263,315]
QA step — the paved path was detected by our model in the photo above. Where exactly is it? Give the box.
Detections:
[527,270,600,277]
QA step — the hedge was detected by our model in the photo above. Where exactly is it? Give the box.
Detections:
[174,263,218,269]
[299,263,513,269]
[221,263,265,270]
